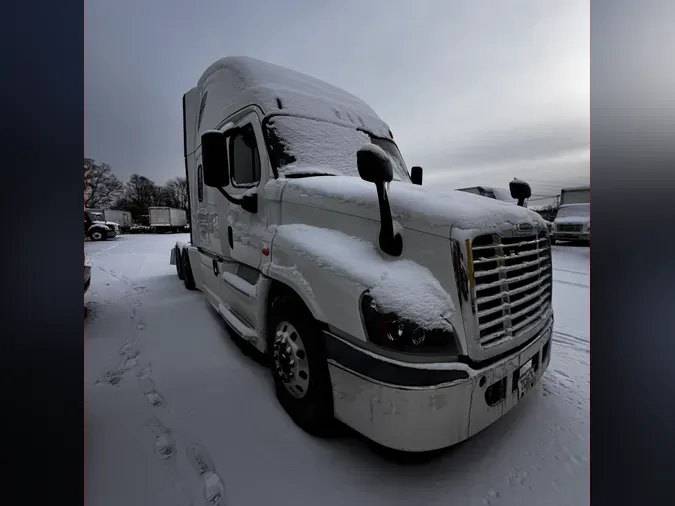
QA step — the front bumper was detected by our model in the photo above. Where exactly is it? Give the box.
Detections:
[325,320,552,452]
[553,231,589,241]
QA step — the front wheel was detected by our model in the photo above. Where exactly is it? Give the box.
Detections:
[89,229,106,241]
[267,293,335,436]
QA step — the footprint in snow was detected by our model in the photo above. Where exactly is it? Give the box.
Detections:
[96,370,124,387]
[147,417,176,460]
[139,375,165,408]
[186,442,225,506]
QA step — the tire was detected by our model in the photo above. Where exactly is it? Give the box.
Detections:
[89,229,106,241]
[181,249,196,290]
[175,247,184,280]
[267,292,335,436]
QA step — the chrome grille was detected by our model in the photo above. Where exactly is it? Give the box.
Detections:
[557,224,583,232]
[470,230,552,347]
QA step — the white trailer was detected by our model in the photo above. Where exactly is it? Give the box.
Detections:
[170,57,553,452]
[149,207,187,233]
[103,210,132,232]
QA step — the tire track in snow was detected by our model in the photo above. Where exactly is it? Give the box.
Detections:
[552,330,589,352]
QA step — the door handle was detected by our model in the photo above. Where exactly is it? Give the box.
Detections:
[228,226,234,249]
[212,259,219,276]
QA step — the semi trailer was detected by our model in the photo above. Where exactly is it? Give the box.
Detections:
[149,207,187,233]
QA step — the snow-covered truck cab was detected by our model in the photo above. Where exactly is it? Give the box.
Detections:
[84,210,118,241]
[173,57,554,452]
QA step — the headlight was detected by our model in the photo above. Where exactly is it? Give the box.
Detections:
[360,292,460,355]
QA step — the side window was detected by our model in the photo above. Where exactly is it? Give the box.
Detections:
[229,124,261,187]
[197,164,204,202]
[197,91,208,131]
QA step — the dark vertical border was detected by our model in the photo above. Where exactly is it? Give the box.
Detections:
[0,0,84,504]
[592,0,675,503]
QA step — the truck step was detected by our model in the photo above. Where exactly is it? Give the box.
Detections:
[216,303,261,347]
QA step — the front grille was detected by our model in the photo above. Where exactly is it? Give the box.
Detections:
[557,224,583,232]
[470,231,552,347]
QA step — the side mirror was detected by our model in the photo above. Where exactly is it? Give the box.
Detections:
[201,130,230,187]
[357,145,393,184]
[410,166,423,185]
[357,145,402,257]
[509,178,531,207]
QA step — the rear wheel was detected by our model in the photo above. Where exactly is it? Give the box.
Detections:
[267,292,334,436]
[181,249,196,290]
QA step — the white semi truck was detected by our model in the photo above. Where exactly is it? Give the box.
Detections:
[171,57,553,452]
[149,207,187,233]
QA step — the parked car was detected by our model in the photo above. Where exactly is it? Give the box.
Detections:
[551,203,590,244]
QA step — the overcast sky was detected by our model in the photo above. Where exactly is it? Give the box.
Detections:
[85,0,589,205]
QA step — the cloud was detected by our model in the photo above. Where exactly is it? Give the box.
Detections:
[85,0,589,187]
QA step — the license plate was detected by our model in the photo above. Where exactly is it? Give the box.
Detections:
[517,359,537,398]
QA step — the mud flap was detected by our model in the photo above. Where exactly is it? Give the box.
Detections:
[170,247,177,266]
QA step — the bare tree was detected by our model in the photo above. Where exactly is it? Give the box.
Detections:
[114,174,162,218]
[161,177,189,210]
[84,158,124,208]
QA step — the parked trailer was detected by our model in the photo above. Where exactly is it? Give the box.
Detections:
[170,57,553,452]
[148,207,187,233]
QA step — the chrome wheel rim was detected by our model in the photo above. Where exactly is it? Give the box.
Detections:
[92,231,103,240]
[273,321,309,399]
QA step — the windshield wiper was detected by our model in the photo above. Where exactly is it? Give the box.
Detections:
[284,172,337,179]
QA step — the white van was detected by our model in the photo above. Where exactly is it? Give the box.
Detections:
[171,57,553,452]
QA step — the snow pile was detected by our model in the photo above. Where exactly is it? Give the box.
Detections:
[274,224,454,330]
[197,56,390,138]
[283,176,548,233]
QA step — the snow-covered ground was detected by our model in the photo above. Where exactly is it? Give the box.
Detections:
[85,234,589,506]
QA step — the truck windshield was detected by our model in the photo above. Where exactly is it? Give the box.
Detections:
[265,115,411,182]
[557,204,589,218]
[90,213,105,221]
[560,189,590,205]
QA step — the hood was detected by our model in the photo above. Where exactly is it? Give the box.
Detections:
[91,220,117,228]
[279,176,546,237]
[555,215,590,225]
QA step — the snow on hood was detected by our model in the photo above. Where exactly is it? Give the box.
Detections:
[274,224,454,330]
[279,176,546,236]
